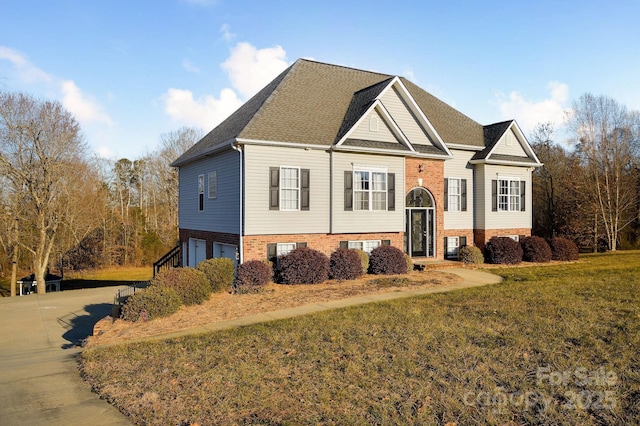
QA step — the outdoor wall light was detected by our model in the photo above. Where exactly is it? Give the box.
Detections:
[418,163,424,172]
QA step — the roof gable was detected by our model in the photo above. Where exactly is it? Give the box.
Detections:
[472,120,542,166]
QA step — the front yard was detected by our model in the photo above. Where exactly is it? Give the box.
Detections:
[81,252,640,425]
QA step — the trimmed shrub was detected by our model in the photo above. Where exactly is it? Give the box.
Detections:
[121,286,182,322]
[151,268,211,305]
[356,250,369,275]
[404,254,414,272]
[279,247,330,284]
[484,237,523,265]
[235,260,272,294]
[329,248,363,280]
[459,245,484,265]
[549,237,579,261]
[369,245,408,275]
[520,236,552,263]
[196,257,236,293]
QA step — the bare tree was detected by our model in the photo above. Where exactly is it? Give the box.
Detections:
[0,91,89,294]
[568,94,640,250]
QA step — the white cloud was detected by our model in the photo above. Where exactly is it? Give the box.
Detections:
[221,42,288,98]
[497,81,570,132]
[220,23,235,42]
[162,42,290,129]
[0,45,52,83]
[60,80,114,125]
[162,87,243,129]
[182,59,200,74]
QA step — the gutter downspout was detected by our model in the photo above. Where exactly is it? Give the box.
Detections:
[231,143,243,264]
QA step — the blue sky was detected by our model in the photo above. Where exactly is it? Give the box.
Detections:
[2,0,639,159]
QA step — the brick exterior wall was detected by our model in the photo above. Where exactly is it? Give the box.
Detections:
[406,157,445,259]
[243,232,404,262]
[473,228,531,250]
[179,228,240,261]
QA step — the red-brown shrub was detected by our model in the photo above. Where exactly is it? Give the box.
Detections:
[279,247,329,284]
[484,237,523,264]
[520,236,552,263]
[549,237,579,261]
[235,260,272,294]
[368,245,408,275]
[329,248,363,280]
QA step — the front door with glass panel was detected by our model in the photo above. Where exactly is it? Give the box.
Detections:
[406,188,435,258]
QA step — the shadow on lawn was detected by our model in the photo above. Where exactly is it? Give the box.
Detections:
[62,279,143,290]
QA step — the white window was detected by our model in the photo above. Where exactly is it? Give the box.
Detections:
[448,178,461,212]
[446,236,460,258]
[198,174,204,212]
[276,242,297,257]
[499,178,520,212]
[208,171,217,199]
[348,240,381,254]
[280,167,300,211]
[354,169,387,211]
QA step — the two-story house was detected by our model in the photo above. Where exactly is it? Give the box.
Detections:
[170,59,542,267]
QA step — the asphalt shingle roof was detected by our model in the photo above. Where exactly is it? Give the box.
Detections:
[172,59,522,166]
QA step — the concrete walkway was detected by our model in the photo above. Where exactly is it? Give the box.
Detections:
[108,267,503,345]
[0,267,501,425]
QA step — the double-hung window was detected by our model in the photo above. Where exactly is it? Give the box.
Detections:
[448,178,461,211]
[280,167,299,210]
[348,240,381,254]
[493,177,525,212]
[269,167,310,211]
[354,169,387,211]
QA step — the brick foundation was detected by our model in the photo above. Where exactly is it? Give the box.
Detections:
[473,228,531,250]
[179,228,240,261]
[243,232,404,262]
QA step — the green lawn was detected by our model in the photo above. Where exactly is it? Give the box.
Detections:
[81,252,640,425]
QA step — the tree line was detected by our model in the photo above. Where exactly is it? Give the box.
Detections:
[1,90,638,295]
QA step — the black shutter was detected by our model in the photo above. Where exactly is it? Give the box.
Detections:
[301,169,310,211]
[461,179,467,211]
[460,236,467,248]
[296,242,307,248]
[381,240,391,246]
[520,181,526,211]
[444,237,449,259]
[388,173,395,211]
[444,178,449,211]
[491,180,498,212]
[267,243,277,262]
[344,171,353,211]
[269,167,279,210]
[339,241,348,249]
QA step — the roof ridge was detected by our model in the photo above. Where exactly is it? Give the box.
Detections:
[296,58,393,79]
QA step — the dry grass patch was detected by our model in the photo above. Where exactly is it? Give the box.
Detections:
[87,270,459,347]
[81,252,640,425]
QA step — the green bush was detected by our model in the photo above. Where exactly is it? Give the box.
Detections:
[484,237,523,264]
[196,257,236,293]
[356,250,369,274]
[369,245,407,275]
[329,248,363,280]
[520,236,552,262]
[459,245,484,264]
[121,286,182,322]
[549,237,579,261]
[279,247,329,284]
[151,268,211,305]
[235,260,272,294]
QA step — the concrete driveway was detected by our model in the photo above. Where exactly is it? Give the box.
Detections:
[0,287,131,425]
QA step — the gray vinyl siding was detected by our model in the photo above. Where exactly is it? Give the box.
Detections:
[244,145,330,235]
[178,148,240,233]
[444,149,474,230]
[332,152,404,233]
[380,87,434,146]
[349,109,398,143]
[477,163,532,230]
[492,128,529,157]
